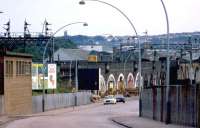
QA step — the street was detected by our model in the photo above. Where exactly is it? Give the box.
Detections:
[5,98,139,128]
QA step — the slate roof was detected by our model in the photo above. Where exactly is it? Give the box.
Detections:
[53,48,89,61]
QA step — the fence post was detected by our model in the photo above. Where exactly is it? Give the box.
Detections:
[166,87,171,124]
[198,84,200,127]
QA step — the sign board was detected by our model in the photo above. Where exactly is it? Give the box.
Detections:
[32,64,48,90]
[48,64,57,89]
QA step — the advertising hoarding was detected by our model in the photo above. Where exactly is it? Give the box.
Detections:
[48,64,57,89]
[32,64,48,90]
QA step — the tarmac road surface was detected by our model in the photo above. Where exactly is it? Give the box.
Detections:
[5,98,139,128]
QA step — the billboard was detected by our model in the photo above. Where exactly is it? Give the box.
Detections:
[78,68,99,90]
[32,63,57,90]
[48,64,57,89]
[32,64,48,90]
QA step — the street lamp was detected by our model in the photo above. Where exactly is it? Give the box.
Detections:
[42,21,88,112]
[79,0,170,119]
[79,0,141,112]
[160,0,170,124]
[123,49,134,79]
[123,36,137,81]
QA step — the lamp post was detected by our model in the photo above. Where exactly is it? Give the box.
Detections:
[123,36,137,85]
[42,22,88,112]
[160,0,170,124]
[79,0,141,115]
[79,0,170,119]
[123,48,134,82]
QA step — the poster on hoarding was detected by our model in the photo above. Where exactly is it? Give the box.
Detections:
[32,64,48,90]
[48,64,57,89]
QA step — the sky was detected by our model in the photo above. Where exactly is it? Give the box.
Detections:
[0,0,200,36]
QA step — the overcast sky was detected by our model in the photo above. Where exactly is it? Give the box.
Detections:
[0,0,199,36]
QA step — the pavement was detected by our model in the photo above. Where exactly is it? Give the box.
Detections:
[0,97,192,128]
[0,102,103,127]
[111,115,194,128]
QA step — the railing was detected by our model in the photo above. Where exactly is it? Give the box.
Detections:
[0,32,53,38]
[32,91,92,113]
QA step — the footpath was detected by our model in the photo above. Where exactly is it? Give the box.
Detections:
[111,115,194,128]
[0,101,103,128]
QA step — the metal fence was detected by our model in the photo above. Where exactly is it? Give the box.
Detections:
[141,85,198,127]
[32,91,92,113]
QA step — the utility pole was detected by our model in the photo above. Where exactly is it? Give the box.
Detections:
[4,20,10,37]
[23,19,31,53]
[188,37,193,85]
[75,59,78,106]
[198,84,200,128]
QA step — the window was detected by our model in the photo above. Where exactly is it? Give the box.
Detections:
[16,61,19,75]
[25,62,31,75]
[16,61,31,76]
[19,61,22,75]
[6,60,13,77]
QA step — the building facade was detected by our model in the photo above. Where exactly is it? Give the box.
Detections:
[0,51,32,115]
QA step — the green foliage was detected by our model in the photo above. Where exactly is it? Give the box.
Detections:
[54,37,77,50]
[13,37,77,62]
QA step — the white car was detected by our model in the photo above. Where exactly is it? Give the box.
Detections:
[103,95,117,105]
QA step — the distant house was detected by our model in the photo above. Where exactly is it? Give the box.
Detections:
[53,48,90,62]
[53,48,113,63]
[88,50,113,62]
[78,45,113,54]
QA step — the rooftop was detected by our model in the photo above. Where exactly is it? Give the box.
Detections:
[53,48,89,61]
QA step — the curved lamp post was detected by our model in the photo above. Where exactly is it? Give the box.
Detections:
[42,21,88,112]
[123,36,137,81]
[79,0,140,70]
[160,0,170,124]
[79,0,142,116]
[79,0,170,120]
[123,49,134,80]
[79,0,142,115]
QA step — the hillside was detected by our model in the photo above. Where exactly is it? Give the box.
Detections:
[12,31,200,62]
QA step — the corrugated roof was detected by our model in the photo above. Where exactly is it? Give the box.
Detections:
[53,48,89,61]
[0,51,32,58]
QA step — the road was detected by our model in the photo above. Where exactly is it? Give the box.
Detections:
[5,98,139,128]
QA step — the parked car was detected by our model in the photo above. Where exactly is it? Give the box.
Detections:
[104,95,117,105]
[115,95,125,103]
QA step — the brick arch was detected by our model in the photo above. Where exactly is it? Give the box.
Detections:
[106,74,117,90]
[126,73,134,88]
[117,73,125,89]
[135,72,143,88]
[99,75,106,93]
